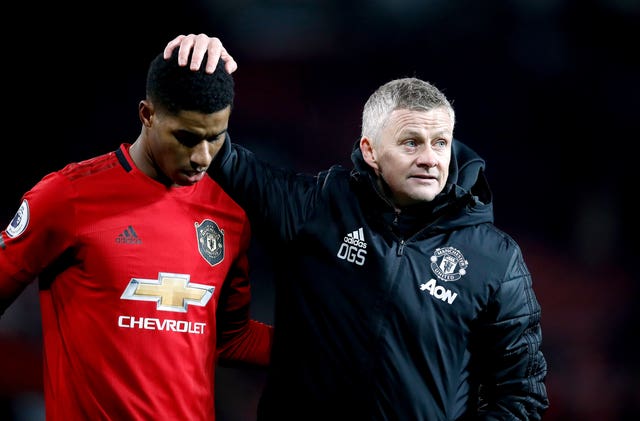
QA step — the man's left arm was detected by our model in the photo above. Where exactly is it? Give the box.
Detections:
[476,247,549,420]
[215,222,272,367]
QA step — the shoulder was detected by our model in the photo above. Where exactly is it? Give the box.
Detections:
[25,150,122,211]
[477,224,531,284]
[452,223,527,278]
[200,175,247,213]
[319,165,351,185]
[309,165,354,201]
[58,150,120,181]
[459,223,521,254]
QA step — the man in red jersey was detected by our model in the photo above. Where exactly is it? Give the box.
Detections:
[0,43,272,420]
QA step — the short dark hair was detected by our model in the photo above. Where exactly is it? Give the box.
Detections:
[146,49,234,115]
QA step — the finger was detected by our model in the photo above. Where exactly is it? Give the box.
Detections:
[202,36,223,74]
[189,33,213,72]
[163,34,187,61]
[178,34,199,69]
[204,41,237,74]
[220,48,238,74]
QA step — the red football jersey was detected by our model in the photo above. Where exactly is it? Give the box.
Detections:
[0,144,271,420]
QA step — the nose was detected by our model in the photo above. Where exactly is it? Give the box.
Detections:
[190,141,213,170]
[416,145,438,168]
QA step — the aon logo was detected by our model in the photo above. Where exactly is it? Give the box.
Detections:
[420,279,458,304]
[337,243,367,266]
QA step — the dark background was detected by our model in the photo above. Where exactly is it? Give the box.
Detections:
[1,1,638,420]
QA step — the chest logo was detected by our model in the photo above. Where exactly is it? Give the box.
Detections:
[121,272,214,312]
[337,227,368,266]
[420,247,468,305]
[429,246,468,282]
[195,219,224,266]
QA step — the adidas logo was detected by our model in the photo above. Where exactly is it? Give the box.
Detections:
[116,225,142,244]
[337,227,368,266]
[343,227,368,249]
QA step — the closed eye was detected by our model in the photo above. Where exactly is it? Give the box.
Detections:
[175,131,203,148]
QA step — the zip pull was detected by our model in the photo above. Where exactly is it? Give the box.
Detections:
[397,240,405,256]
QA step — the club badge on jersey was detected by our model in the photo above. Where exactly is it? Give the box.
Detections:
[195,219,224,266]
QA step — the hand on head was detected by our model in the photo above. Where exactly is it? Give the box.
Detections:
[163,33,237,74]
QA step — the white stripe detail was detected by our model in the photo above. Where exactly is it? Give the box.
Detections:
[346,227,365,241]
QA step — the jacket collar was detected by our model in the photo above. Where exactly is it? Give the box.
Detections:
[349,138,494,237]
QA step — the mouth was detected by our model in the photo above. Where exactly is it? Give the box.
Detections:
[407,174,439,187]
[184,170,206,183]
[409,174,437,180]
[186,169,206,175]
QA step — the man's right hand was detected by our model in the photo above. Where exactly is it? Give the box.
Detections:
[163,33,238,74]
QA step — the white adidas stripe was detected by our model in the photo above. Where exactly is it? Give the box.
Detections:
[346,227,365,241]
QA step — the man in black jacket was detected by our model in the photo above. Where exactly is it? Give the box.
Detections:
[166,34,549,420]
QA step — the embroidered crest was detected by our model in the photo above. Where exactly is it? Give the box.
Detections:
[195,219,224,266]
[6,200,29,239]
[429,246,468,282]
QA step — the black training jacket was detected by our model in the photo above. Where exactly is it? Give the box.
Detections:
[210,134,549,420]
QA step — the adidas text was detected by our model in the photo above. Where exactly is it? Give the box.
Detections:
[337,227,368,266]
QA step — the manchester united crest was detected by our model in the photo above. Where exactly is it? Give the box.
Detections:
[195,219,224,266]
[429,246,468,282]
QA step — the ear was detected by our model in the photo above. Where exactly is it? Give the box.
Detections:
[139,100,154,127]
[360,136,378,170]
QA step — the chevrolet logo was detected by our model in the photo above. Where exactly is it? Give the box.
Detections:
[121,272,214,313]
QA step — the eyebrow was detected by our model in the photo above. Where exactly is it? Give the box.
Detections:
[210,128,228,138]
[176,128,228,141]
[399,128,449,138]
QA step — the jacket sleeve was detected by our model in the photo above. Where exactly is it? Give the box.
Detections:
[475,244,549,420]
[215,215,273,366]
[209,134,321,243]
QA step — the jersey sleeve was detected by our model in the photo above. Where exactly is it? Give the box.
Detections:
[0,172,76,315]
[215,215,273,366]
